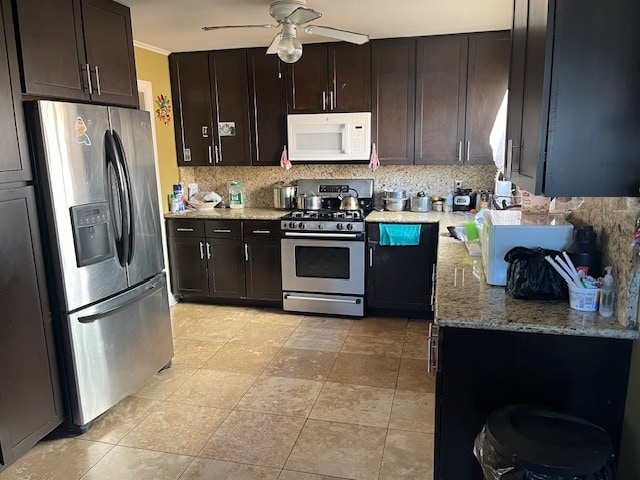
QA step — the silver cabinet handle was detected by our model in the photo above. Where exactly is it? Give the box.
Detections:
[206,242,211,259]
[330,90,335,110]
[252,230,271,234]
[322,91,327,111]
[244,243,249,261]
[86,63,93,95]
[176,228,194,232]
[199,241,204,260]
[427,323,439,373]
[213,229,231,233]
[457,141,463,163]
[430,264,437,310]
[466,141,471,162]
[208,145,213,164]
[95,65,101,95]
[215,145,220,164]
[369,247,373,268]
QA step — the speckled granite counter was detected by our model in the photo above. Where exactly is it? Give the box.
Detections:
[365,210,472,225]
[164,208,285,221]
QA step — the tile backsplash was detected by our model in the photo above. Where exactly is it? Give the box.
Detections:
[178,164,498,208]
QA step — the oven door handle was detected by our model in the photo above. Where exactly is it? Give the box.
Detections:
[283,232,360,239]
[283,294,361,304]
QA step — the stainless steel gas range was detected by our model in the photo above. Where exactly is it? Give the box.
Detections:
[280,179,374,317]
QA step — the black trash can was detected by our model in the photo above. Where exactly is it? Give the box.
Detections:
[474,404,616,480]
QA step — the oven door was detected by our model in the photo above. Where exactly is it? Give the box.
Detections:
[281,233,365,295]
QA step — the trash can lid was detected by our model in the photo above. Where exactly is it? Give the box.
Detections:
[485,404,614,476]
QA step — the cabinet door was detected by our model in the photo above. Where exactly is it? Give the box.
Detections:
[371,39,416,165]
[208,238,246,298]
[167,236,209,296]
[247,49,288,166]
[329,43,370,112]
[464,32,510,165]
[287,44,329,113]
[0,0,30,184]
[209,50,251,166]
[0,187,63,469]
[13,0,88,101]
[244,221,282,301]
[81,0,138,107]
[415,35,468,165]
[169,52,214,166]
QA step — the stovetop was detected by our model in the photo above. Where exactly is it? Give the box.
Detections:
[282,209,365,221]
[281,209,366,233]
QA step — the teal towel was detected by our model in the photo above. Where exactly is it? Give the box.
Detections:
[379,224,421,246]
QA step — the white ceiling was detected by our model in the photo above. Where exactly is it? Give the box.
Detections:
[118,0,513,54]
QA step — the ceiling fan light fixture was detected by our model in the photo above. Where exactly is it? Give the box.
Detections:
[277,23,303,63]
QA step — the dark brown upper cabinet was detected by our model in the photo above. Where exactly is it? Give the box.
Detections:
[287,42,371,113]
[247,49,288,166]
[506,0,640,197]
[415,31,510,165]
[169,50,251,167]
[13,0,138,108]
[371,38,416,165]
[0,0,29,184]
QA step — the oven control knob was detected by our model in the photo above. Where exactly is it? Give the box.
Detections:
[298,222,305,229]
[288,222,296,229]
[346,223,354,231]
[318,224,324,230]
[336,223,344,230]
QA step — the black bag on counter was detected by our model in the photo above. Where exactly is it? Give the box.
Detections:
[504,247,569,300]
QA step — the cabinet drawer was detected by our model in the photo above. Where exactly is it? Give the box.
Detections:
[243,220,280,239]
[166,219,205,237]
[205,220,242,239]
[366,222,437,245]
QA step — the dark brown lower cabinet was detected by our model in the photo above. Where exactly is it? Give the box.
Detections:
[435,327,632,479]
[0,186,63,472]
[166,219,281,303]
[366,222,438,315]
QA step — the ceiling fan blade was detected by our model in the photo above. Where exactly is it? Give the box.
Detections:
[202,24,277,31]
[266,32,282,55]
[304,25,369,45]
[285,7,321,26]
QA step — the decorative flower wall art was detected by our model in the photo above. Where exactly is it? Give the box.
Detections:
[154,94,172,125]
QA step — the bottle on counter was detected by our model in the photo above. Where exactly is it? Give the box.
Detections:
[598,266,615,318]
[228,181,244,209]
[444,192,453,213]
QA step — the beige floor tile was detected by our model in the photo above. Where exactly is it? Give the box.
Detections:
[179,458,280,480]
[200,410,305,468]
[236,376,323,417]
[300,316,354,331]
[406,319,430,333]
[309,382,394,428]
[119,402,229,455]
[285,420,386,480]
[341,333,405,357]
[172,338,226,368]
[202,343,280,375]
[389,390,435,433]
[0,438,112,480]
[80,396,162,444]
[230,323,297,347]
[401,331,428,359]
[379,430,434,480]
[167,369,257,409]
[397,358,435,393]
[327,353,400,389]
[79,445,192,480]
[264,348,338,381]
[283,327,348,352]
[279,472,351,480]
[349,317,408,336]
[133,365,198,401]
[249,308,305,326]
[178,317,249,342]
[213,305,265,322]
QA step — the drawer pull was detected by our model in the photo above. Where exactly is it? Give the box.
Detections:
[252,230,271,234]
[213,229,232,233]
[176,228,194,232]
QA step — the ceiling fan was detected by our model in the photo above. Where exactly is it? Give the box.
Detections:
[202,0,370,64]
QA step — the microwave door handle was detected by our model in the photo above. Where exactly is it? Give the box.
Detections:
[343,124,350,154]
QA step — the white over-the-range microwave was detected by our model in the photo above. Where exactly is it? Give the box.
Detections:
[287,112,371,162]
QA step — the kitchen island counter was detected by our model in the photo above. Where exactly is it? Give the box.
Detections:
[164,207,285,221]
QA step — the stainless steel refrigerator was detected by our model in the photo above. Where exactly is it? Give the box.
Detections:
[28,100,173,429]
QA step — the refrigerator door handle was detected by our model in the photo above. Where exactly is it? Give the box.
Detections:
[105,130,129,267]
[112,130,135,265]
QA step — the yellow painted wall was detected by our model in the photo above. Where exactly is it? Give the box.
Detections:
[134,46,178,206]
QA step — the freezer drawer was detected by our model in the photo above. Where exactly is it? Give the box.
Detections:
[62,274,173,427]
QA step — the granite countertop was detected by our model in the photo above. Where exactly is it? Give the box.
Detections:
[434,218,639,340]
[365,210,473,224]
[164,207,286,221]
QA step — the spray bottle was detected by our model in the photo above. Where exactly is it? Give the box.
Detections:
[598,266,615,318]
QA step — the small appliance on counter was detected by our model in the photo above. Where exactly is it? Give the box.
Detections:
[481,210,574,286]
[453,188,474,212]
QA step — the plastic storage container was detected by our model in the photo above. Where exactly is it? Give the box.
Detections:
[228,181,244,209]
